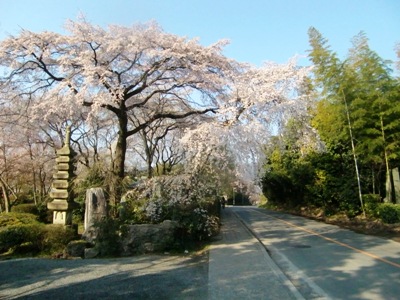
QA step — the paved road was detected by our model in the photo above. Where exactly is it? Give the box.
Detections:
[1,208,298,300]
[233,206,400,299]
[2,207,399,299]
[208,207,301,299]
[0,254,208,299]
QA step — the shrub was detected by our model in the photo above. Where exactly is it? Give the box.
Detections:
[0,213,78,255]
[40,225,78,253]
[363,194,381,217]
[0,223,44,253]
[121,175,222,244]
[92,217,123,257]
[377,203,400,224]
[180,207,220,241]
[11,204,39,215]
[36,200,53,223]
[119,197,148,224]
[261,171,295,205]
[0,212,39,227]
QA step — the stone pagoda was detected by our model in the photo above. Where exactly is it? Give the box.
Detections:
[47,126,78,225]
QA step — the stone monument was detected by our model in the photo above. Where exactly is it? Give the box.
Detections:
[83,187,108,243]
[47,126,78,225]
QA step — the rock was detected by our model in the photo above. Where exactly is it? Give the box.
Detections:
[120,220,178,256]
[65,240,88,258]
[84,247,100,259]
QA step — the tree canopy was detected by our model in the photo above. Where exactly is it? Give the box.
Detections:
[0,19,310,207]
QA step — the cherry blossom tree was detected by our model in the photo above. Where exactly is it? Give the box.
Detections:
[0,19,234,204]
[0,115,56,211]
[0,19,310,205]
[181,58,311,192]
[154,128,186,176]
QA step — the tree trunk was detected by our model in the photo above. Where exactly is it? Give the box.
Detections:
[140,131,154,179]
[0,177,10,213]
[113,127,127,179]
[109,111,128,214]
[380,115,394,203]
[371,168,376,195]
[342,90,365,217]
[32,170,38,205]
[147,159,153,178]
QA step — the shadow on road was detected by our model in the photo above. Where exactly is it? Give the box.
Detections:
[0,254,208,299]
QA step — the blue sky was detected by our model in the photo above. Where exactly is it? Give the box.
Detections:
[0,0,399,67]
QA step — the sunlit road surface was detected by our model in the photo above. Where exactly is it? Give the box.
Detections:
[233,206,400,300]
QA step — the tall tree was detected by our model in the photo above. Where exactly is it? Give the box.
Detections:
[308,27,365,212]
[309,28,400,204]
[0,20,233,204]
[347,32,400,201]
[0,19,310,206]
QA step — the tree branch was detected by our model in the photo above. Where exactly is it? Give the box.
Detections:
[126,107,217,137]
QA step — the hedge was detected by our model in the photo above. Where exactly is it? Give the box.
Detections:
[0,212,39,227]
[0,223,44,252]
[11,204,39,215]
[0,213,78,254]
[377,203,400,224]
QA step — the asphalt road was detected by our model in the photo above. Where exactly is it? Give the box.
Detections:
[2,207,399,299]
[0,254,208,299]
[233,206,400,300]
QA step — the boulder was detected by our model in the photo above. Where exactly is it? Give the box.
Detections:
[65,240,88,258]
[84,247,100,259]
[121,220,178,255]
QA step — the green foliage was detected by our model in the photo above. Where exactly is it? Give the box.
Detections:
[0,223,44,253]
[262,119,362,214]
[377,203,400,224]
[92,217,123,257]
[10,203,52,224]
[363,194,381,217]
[40,225,78,254]
[120,200,149,224]
[36,201,53,223]
[0,213,77,255]
[11,204,39,215]
[0,212,39,227]
[308,27,400,206]
[73,163,108,221]
[261,171,296,205]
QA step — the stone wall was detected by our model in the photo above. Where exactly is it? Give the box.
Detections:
[66,220,178,258]
[120,220,178,256]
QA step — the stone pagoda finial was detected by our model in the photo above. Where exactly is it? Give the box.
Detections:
[65,125,71,147]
